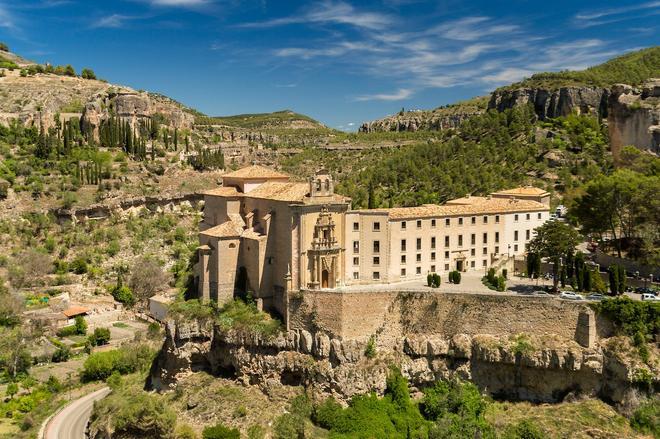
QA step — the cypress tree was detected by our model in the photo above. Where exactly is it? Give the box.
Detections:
[583,269,592,292]
[608,265,619,295]
[617,265,626,295]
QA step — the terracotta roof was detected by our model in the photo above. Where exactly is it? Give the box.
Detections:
[202,186,242,197]
[245,181,310,202]
[201,220,244,238]
[492,186,549,196]
[62,306,89,318]
[356,198,547,220]
[222,165,290,180]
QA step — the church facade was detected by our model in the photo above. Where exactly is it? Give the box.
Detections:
[195,165,550,316]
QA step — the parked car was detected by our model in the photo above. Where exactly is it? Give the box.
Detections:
[586,293,604,301]
[533,291,551,297]
[636,287,657,295]
[559,291,584,300]
[641,293,659,301]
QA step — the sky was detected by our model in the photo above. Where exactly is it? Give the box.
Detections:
[0,1,658,130]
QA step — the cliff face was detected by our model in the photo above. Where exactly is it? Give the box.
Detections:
[150,321,655,408]
[488,86,609,120]
[608,79,660,158]
[358,111,479,133]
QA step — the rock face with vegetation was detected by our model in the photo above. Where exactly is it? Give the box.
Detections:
[608,79,660,158]
[359,97,487,133]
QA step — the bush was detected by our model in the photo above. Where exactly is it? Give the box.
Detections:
[89,327,111,346]
[496,275,506,292]
[449,270,462,284]
[630,397,659,437]
[81,344,155,381]
[74,315,87,335]
[52,346,71,362]
[364,335,376,359]
[503,419,544,439]
[128,257,168,302]
[81,68,96,80]
[70,257,88,274]
[57,324,78,337]
[202,423,240,439]
[111,285,135,306]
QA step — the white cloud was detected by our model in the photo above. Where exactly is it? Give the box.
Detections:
[482,68,536,84]
[354,88,413,101]
[429,16,520,41]
[92,14,136,28]
[239,1,392,30]
[149,0,209,6]
[574,1,660,28]
[0,5,17,30]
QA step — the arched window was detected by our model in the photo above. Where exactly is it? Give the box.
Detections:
[229,243,236,248]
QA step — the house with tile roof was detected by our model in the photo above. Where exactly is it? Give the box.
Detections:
[195,165,550,317]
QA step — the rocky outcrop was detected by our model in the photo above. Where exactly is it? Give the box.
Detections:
[359,111,479,133]
[488,86,609,120]
[150,321,657,407]
[608,79,660,158]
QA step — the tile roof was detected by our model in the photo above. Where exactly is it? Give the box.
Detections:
[201,220,244,238]
[492,186,550,196]
[356,198,547,220]
[222,165,290,180]
[62,306,89,318]
[202,186,242,197]
[245,181,310,202]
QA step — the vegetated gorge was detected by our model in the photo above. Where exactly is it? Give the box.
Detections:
[0,41,658,439]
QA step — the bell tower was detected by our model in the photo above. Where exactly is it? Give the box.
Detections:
[309,169,334,197]
[308,205,341,289]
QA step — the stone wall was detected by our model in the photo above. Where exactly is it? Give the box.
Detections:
[288,290,613,344]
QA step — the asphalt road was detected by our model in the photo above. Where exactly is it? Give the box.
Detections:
[41,387,111,439]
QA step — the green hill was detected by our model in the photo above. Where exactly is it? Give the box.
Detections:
[497,46,660,91]
[195,110,326,130]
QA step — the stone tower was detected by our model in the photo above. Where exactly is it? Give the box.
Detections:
[308,206,340,289]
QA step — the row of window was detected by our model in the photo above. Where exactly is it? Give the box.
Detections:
[352,212,543,232]
[353,247,498,267]
[352,259,491,280]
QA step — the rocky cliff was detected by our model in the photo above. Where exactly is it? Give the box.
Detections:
[359,97,487,133]
[150,320,657,410]
[487,86,609,120]
[608,79,660,158]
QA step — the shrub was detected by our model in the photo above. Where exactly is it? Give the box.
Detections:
[496,275,506,292]
[175,424,198,439]
[364,335,376,359]
[57,324,78,337]
[52,346,71,362]
[216,299,281,338]
[81,344,155,381]
[503,419,544,439]
[202,423,240,439]
[74,315,87,335]
[630,397,659,437]
[128,257,168,302]
[70,257,88,274]
[81,68,96,80]
[89,327,111,346]
[111,285,135,307]
[502,268,508,279]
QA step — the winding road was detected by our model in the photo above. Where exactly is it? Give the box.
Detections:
[40,387,111,439]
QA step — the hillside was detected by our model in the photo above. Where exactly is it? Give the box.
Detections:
[195,109,327,130]
[496,46,660,91]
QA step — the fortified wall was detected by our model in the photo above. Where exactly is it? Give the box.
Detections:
[287,290,613,347]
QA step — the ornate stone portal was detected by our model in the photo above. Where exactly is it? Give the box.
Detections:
[308,206,340,289]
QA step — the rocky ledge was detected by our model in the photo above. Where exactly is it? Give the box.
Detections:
[149,321,657,409]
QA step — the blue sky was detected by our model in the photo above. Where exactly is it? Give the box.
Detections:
[0,1,658,130]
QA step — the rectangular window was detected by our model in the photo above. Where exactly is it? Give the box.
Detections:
[470,248,475,256]
[431,265,435,272]
[373,240,380,253]
[514,231,519,241]
[353,257,359,265]
[514,244,519,252]
[495,232,499,243]
[353,222,359,231]
[470,260,475,268]
[471,234,476,246]
[416,254,422,262]
[526,213,530,220]
[538,213,542,219]
[483,247,488,255]
[401,221,406,230]
[495,246,499,254]
[401,255,406,264]
[373,256,380,265]
[495,215,500,223]
[445,264,450,271]
[514,214,519,222]
[483,216,488,224]
[444,236,450,247]
[373,221,381,231]
[416,220,422,229]
[401,239,407,252]
[416,238,422,250]
[373,272,380,280]
[471,216,476,225]
[431,219,436,228]
[444,251,450,259]
[458,217,463,225]
[401,268,406,276]
[483,233,488,244]
[482,260,487,267]
[431,252,436,261]
[353,241,360,253]
[431,237,436,249]
[416,267,422,275]
[458,235,463,247]
[445,218,450,227]
[526,230,530,240]
[353,272,359,279]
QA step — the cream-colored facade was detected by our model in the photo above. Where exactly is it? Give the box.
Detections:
[196,165,550,314]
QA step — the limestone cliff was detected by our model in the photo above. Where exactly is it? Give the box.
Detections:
[487,86,609,120]
[608,79,660,158]
[150,320,657,409]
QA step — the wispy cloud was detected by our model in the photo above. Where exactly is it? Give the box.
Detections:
[149,0,210,6]
[355,88,413,101]
[429,16,520,41]
[0,4,17,30]
[92,14,138,28]
[574,1,660,28]
[239,1,392,30]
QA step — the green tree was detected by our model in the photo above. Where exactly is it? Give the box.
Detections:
[81,68,96,79]
[6,382,18,399]
[527,221,580,291]
[74,315,87,335]
[202,423,240,439]
[608,265,619,295]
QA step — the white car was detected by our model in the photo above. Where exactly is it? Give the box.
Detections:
[641,293,659,302]
[559,291,584,301]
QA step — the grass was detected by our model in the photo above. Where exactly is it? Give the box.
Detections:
[195,110,324,129]
[486,399,640,438]
[112,322,129,328]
